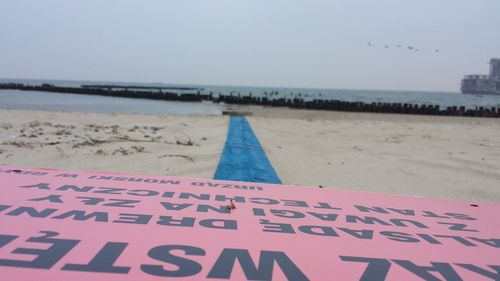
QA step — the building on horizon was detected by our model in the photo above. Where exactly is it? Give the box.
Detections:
[461,58,500,95]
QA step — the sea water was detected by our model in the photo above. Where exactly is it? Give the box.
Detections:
[0,90,223,116]
[1,78,500,115]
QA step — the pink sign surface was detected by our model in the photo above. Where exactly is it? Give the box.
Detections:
[0,165,499,281]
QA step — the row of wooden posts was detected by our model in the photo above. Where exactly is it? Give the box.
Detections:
[1,83,499,118]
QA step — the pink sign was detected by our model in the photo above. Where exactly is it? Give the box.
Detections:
[0,165,499,280]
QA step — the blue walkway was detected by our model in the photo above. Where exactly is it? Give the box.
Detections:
[214,115,281,184]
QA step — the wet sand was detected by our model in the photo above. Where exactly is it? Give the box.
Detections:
[1,108,500,202]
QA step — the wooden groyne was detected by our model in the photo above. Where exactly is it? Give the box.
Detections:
[1,83,499,118]
[81,84,200,91]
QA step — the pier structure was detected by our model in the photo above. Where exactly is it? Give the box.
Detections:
[461,58,500,95]
[490,58,500,78]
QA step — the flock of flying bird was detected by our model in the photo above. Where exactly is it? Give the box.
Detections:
[368,41,440,53]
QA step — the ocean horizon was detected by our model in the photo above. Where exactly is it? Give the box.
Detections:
[1,78,500,116]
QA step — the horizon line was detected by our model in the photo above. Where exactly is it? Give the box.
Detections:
[0,76,461,95]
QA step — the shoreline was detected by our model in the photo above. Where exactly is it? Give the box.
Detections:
[2,83,499,118]
[1,108,500,202]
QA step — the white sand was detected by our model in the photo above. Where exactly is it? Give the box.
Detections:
[249,108,500,202]
[0,110,227,178]
[1,108,500,202]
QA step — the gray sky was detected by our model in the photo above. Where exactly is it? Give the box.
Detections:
[1,0,499,92]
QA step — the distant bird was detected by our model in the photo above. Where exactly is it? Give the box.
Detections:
[368,41,440,54]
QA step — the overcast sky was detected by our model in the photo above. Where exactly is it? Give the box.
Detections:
[1,0,499,92]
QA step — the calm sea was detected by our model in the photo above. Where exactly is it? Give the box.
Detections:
[1,78,500,115]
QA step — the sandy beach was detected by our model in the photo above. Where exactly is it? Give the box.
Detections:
[1,108,499,202]
[0,109,228,179]
[249,108,500,203]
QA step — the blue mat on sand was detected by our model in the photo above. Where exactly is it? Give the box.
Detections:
[214,115,281,184]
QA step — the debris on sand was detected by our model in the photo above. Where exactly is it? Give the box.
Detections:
[151,126,164,133]
[55,129,71,136]
[112,147,129,156]
[0,123,13,130]
[72,135,154,148]
[1,140,35,149]
[131,146,146,153]
[128,125,140,132]
[56,146,68,158]
[176,138,194,146]
[95,149,106,156]
[94,145,147,156]
[158,154,194,162]
[111,125,119,134]
[27,121,52,128]
[175,132,195,146]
